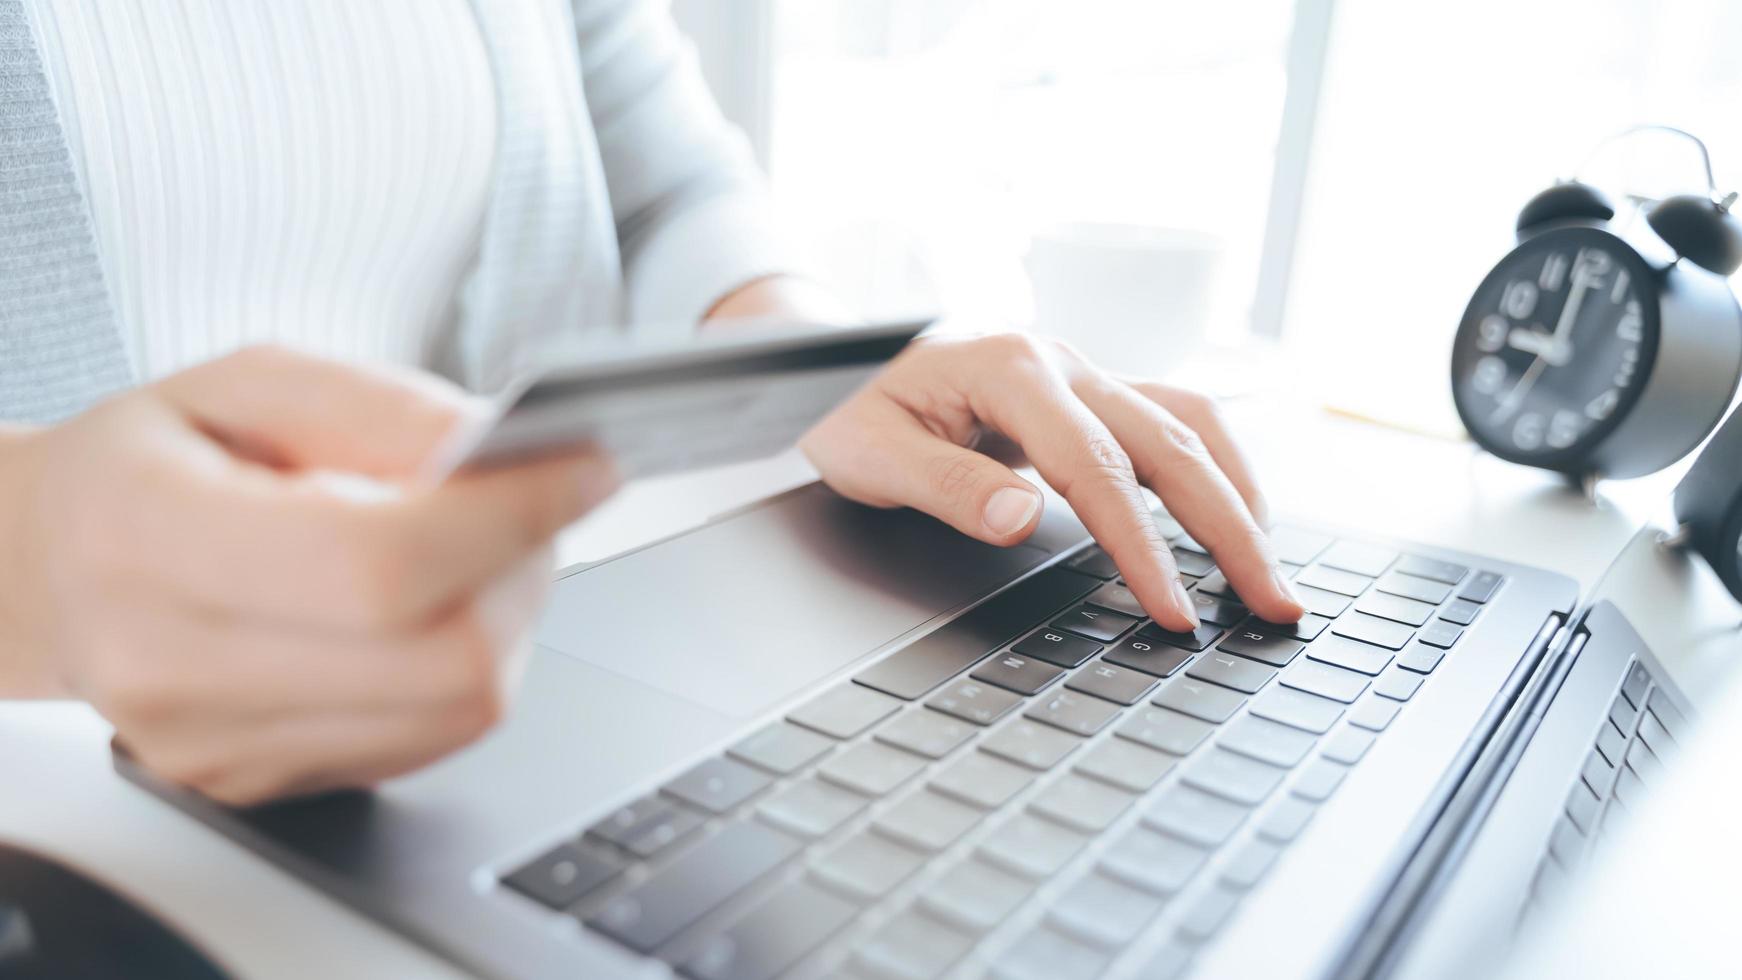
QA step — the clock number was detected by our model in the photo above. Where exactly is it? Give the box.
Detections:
[1546,410,1582,449]
[1610,269,1631,304]
[1617,302,1644,343]
[1501,280,1538,320]
[1539,252,1568,292]
[1513,412,1545,451]
[1472,356,1508,395]
[1476,314,1508,352]
[1574,247,1612,285]
[1586,389,1619,421]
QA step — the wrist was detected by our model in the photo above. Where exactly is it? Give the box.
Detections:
[0,423,63,698]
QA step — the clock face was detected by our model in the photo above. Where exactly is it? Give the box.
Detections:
[1452,226,1661,469]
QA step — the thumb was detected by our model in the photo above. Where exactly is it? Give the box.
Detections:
[153,346,480,478]
[806,411,1044,546]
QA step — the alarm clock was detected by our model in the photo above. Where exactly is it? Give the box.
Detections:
[1672,402,1742,602]
[1451,127,1742,480]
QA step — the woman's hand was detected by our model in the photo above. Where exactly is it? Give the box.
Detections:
[801,331,1304,632]
[0,347,617,806]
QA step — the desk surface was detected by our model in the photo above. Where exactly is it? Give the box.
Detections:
[0,388,1709,979]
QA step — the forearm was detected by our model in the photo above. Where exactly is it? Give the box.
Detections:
[701,275,857,330]
[0,424,62,698]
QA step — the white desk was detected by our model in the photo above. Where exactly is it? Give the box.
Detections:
[0,388,1704,979]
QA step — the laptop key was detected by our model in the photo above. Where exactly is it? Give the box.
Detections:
[1010,628,1101,668]
[1137,619,1226,653]
[1220,714,1318,767]
[1189,590,1249,627]
[980,720,1081,771]
[853,909,975,980]
[1346,697,1401,732]
[1620,660,1651,709]
[1194,570,1238,598]
[1155,676,1249,722]
[979,812,1087,878]
[989,927,1110,980]
[1319,541,1398,578]
[589,795,705,859]
[1174,550,1217,577]
[855,566,1099,699]
[502,841,623,910]
[729,722,834,775]
[970,652,1065,696]
[818,742,928,797]
[1296,564,1371,598]
[1307,634,1393,676]
[1354,591,1436,628]
[874,789,984,852]
[1085,582,1147,618]
[810,832,927,901]
[1025,689,1121,736]
[1636,709,1676,757]
[1396,644,1445,674]
[1052,603,1140,643]
[1248,685,1344,735]
[1373,669,1425,702]
[1221,837,1284,889]
[1075,736,1178,792]
[1393,554,1469,586]
[1103,636,1197,678]
[1546,816,1586,869]
[1118,705,1215,755]
[1099,825,1208,894]
[1418,621,1464,649]
[682,879,858,980]
[1176,884,1243,942]
[789,684,901,739]
[1580,747,1616,798]
[1291,759,1347,801]
[1137,941,1195,980]
[925,679,1022,726]
[1594,720,1627,767]
[1067,546,1120,579]
[1029,773,1135,833]
[1332,613,1415,651]
[1647,688,1689,739]
[1256,796,1317,842]
[1182,748,1285,805]
[1217,627,1305,667]
[1065,660,1159,705]
[1565,780,1600,833]
[930,752,1035,810]
[1186,650,1278,694]
[1439,599,1482,626]
[1457,570,1504,604]
[876,709,976,759]
[1252,613,1331,643]
[588,821,802,954]
[1048,872,1166,949]
[1321,727,1378,764]
[1282,659,1370,703]
[1268,525,1334,566]
[757,778,868,839]
[664,757,772,815]
[1292,584,1353,618]
[1375,571,1455,605]
[1143,784,1249,847]
[920,859,1035,933]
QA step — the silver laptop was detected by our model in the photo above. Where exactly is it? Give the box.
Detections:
[116,467,1720,980]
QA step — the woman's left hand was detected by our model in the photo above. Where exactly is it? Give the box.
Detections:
[801,330,1305,633]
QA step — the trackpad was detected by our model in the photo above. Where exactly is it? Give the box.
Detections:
[535,484,1066,718]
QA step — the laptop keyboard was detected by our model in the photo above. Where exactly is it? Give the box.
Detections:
[497,522,1509,979]
[1527,655,1689,909]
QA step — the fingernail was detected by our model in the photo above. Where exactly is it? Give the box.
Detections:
[983,486,1041,536]
[1172,578,1200,629]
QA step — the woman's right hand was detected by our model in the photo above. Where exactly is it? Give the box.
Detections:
[0,346,618,806]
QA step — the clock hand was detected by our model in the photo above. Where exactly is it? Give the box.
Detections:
[1508,327,1554,356]
[1546,271,1590,365]
[1492,354,1548,423]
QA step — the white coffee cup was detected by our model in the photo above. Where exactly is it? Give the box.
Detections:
[1024,222,1224,374]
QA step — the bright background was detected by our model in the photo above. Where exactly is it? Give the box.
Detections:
[673,0,1742,431]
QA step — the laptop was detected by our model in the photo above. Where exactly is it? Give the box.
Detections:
[113,463,1729,979]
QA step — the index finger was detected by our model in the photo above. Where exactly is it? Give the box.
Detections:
[968,354,1200,631]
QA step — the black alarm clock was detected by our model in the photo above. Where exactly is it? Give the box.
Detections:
[1451,127,1742,480]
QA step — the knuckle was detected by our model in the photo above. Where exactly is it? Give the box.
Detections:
[1155,415,1209,462]
[927,453,987,507]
